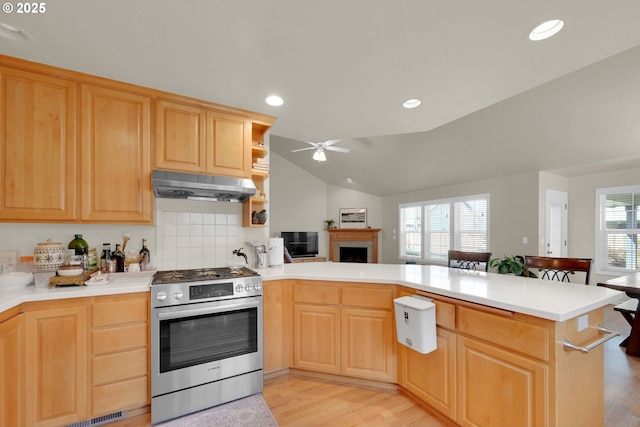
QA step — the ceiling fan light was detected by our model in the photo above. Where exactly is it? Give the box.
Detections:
[528,19,564,41]
[312,149,326,162]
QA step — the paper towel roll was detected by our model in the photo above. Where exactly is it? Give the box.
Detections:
[268,238,284,267]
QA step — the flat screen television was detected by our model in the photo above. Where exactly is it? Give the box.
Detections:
[281,231,319,258]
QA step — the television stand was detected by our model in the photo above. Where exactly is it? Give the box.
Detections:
[292,256,327,263]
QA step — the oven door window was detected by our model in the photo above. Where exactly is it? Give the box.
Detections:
[159,307,258,373]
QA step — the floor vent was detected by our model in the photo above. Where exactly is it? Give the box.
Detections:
[65,411,126,427]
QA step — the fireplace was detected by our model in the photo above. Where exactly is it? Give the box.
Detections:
[328,228,381,263]
[340,246,368,263]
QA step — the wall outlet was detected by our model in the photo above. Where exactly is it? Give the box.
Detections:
[578,314,589,332]
[522,236,528,244]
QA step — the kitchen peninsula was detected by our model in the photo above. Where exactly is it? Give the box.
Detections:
[259,262,622,427]
[0,264,623,427]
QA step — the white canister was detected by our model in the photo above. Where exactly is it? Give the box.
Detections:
[33,241,66,271]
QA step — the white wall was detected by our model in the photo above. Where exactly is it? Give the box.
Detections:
[270,153,329,256]
[567,166,640,284]
[381,172,540,264]
[0,198,268,270]
[270,153,384,259]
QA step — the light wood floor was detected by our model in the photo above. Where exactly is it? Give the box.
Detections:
[263,305,640,427]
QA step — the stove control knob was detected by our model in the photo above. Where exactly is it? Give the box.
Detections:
[156,291,167,301]
[235,284,244,293]
[174,291,184,300]
[245,284,253,291]
[255,283,262,290]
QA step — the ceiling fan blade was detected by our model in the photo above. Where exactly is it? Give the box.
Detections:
[322,139,341,147]
[291,147,316,152]
[325,146,349,153]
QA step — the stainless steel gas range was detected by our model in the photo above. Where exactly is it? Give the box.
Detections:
[150,267,263,424]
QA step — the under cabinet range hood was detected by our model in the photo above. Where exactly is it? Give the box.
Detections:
[152,170,256,202]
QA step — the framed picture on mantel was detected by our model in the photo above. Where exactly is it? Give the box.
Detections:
[339,208,367,229]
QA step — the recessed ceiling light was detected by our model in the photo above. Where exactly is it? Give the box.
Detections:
[402,99,421,109]
[0,22,29,41]
[265,95,284,106]
[528,19,564,41]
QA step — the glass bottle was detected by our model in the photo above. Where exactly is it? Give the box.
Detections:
[113,244,126,273]
[68,234,89,255]
[100,243,112,272]
[139,238,150,270]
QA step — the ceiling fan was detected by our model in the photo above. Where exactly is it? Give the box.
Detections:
[291,140,349,162]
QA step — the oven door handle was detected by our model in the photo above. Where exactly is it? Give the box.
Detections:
[157,300,260,320]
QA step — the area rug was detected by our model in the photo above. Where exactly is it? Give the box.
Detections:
[156,393,278,427]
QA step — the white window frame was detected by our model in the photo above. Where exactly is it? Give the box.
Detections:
[399,194,490,264]
[595,185,640,275]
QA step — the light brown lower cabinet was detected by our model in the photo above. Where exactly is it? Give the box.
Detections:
[266,281,608,427]
[263,280,292,374]
[24,301,88,427]
[9,293,149,427]
[292,281,396,382]
[0,312,24,427]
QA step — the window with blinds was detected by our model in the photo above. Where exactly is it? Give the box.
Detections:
[596,185,640,274]
[399,194,489,263]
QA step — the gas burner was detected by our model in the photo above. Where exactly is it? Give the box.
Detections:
[152,267,259,285]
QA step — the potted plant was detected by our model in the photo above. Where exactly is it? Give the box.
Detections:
[325,219,335,230]
[489,255,537,277]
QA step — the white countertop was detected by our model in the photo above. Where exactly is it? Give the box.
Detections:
[0,273,152,313]
[257,262,623,321]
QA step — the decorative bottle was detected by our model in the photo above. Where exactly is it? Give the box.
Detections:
[113,244,126,273]
[68,234,89,255]
[139,238,150,270]
[100,243,112,272]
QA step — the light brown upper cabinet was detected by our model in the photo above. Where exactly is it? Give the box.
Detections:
[156,100,251,179]
[80,84,152,223]
[0,67,78,221]
[155,100,206,172]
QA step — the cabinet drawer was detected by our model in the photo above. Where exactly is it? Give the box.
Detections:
[433,300,456,329]
[342,286,393,310]
[93,348,147,386]
[92,376,148,416]
[458,306,549,361]
[92,323,147,355]
[92,296,148,327]
[293,282,340,305]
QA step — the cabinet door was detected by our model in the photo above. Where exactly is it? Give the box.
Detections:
[341,307,395,381]
[399,327,457,420]
[264,280,291,374]
[457,335,548,427]
[293,304,340,373]
[0,67,77,221]
[0,313,23,427]
[25,305,87,427]
[155,100,206,172]
[206,112,250,178]
[80,84,152,223]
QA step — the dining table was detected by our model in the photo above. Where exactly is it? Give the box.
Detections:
[598,272,640,357]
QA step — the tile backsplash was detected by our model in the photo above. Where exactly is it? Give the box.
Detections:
[155,211,242,270]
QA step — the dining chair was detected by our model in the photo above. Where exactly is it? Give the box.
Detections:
[524,256,593,284]
[447,250,492,272]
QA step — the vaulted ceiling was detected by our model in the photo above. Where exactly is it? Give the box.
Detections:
[2,1,640,196]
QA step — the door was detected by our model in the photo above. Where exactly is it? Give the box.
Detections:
[545,190,567,257]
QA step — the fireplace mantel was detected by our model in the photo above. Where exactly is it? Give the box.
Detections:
[328,228,381,263]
